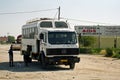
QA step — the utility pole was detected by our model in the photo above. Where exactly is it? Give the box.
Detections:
[114,35,117,48]
[98,25,101,49]
[58,6,60,20]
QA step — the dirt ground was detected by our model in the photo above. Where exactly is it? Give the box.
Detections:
[0,44,120,80]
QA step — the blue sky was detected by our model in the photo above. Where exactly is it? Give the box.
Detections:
[0,0,120,37]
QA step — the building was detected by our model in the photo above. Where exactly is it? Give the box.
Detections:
[0,36,8,43]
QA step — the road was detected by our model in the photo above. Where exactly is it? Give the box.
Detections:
[0,45,120,80]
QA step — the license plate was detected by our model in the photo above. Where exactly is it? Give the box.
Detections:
[60,59,68,62]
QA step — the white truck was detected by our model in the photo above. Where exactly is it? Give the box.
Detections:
[21,18,80,69]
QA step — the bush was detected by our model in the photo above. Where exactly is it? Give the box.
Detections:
[112,52,120,59]
[80,36,96,47]
[80,47,120,59]
[108,48,120,59]
[105,48,113,57]
[100,49,106,55]
[80,48,102,54]
[91,48,102,54]
[80,47,92,53]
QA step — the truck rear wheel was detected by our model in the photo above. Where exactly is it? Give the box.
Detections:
[69,63,75,69]
[41,53,47,69]
[23,54,29,66]
[28,57,32,63]
[23,54,32,64]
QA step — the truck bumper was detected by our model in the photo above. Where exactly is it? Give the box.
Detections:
[46,56,80,65]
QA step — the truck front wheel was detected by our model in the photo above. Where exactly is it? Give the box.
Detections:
[69,63,75,69]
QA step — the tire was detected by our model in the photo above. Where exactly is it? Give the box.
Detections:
[41,53,47,69]
[28,57,32,63]
[23,54,27,63]
[23,54,29,66]
[69,63,75,69]
[27,46,32,63]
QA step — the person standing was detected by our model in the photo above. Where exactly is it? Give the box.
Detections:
[8,45,14,67]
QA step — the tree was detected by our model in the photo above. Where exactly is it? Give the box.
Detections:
[80,36,96,47]
[7,36,15,43]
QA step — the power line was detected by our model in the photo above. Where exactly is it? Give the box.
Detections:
[0,8,57,15]
[61,17,116,25]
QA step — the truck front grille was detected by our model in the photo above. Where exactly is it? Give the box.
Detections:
[46,48,79,55]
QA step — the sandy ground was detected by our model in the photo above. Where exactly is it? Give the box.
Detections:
[0,44,120,80]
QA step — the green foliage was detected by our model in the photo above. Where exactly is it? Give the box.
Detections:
[78,36,120,59]
[105,48,113,57]
[112,52,120,59]
[79,47,120,59]
[79,36,96,47]
[80,48,102,54]
[80,47,92,53]
[112,49,120,59]
[91,48,102,54]
[7,36,15,43]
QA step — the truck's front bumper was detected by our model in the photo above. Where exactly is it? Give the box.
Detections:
[46,56,80,65]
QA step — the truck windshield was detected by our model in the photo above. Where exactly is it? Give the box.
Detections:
[48,32,77,44]
[40,21,53,28]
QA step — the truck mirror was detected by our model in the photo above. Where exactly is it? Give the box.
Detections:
[40,33,44,39]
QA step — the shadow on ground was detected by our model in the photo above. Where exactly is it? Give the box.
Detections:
[0,61,70,72]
